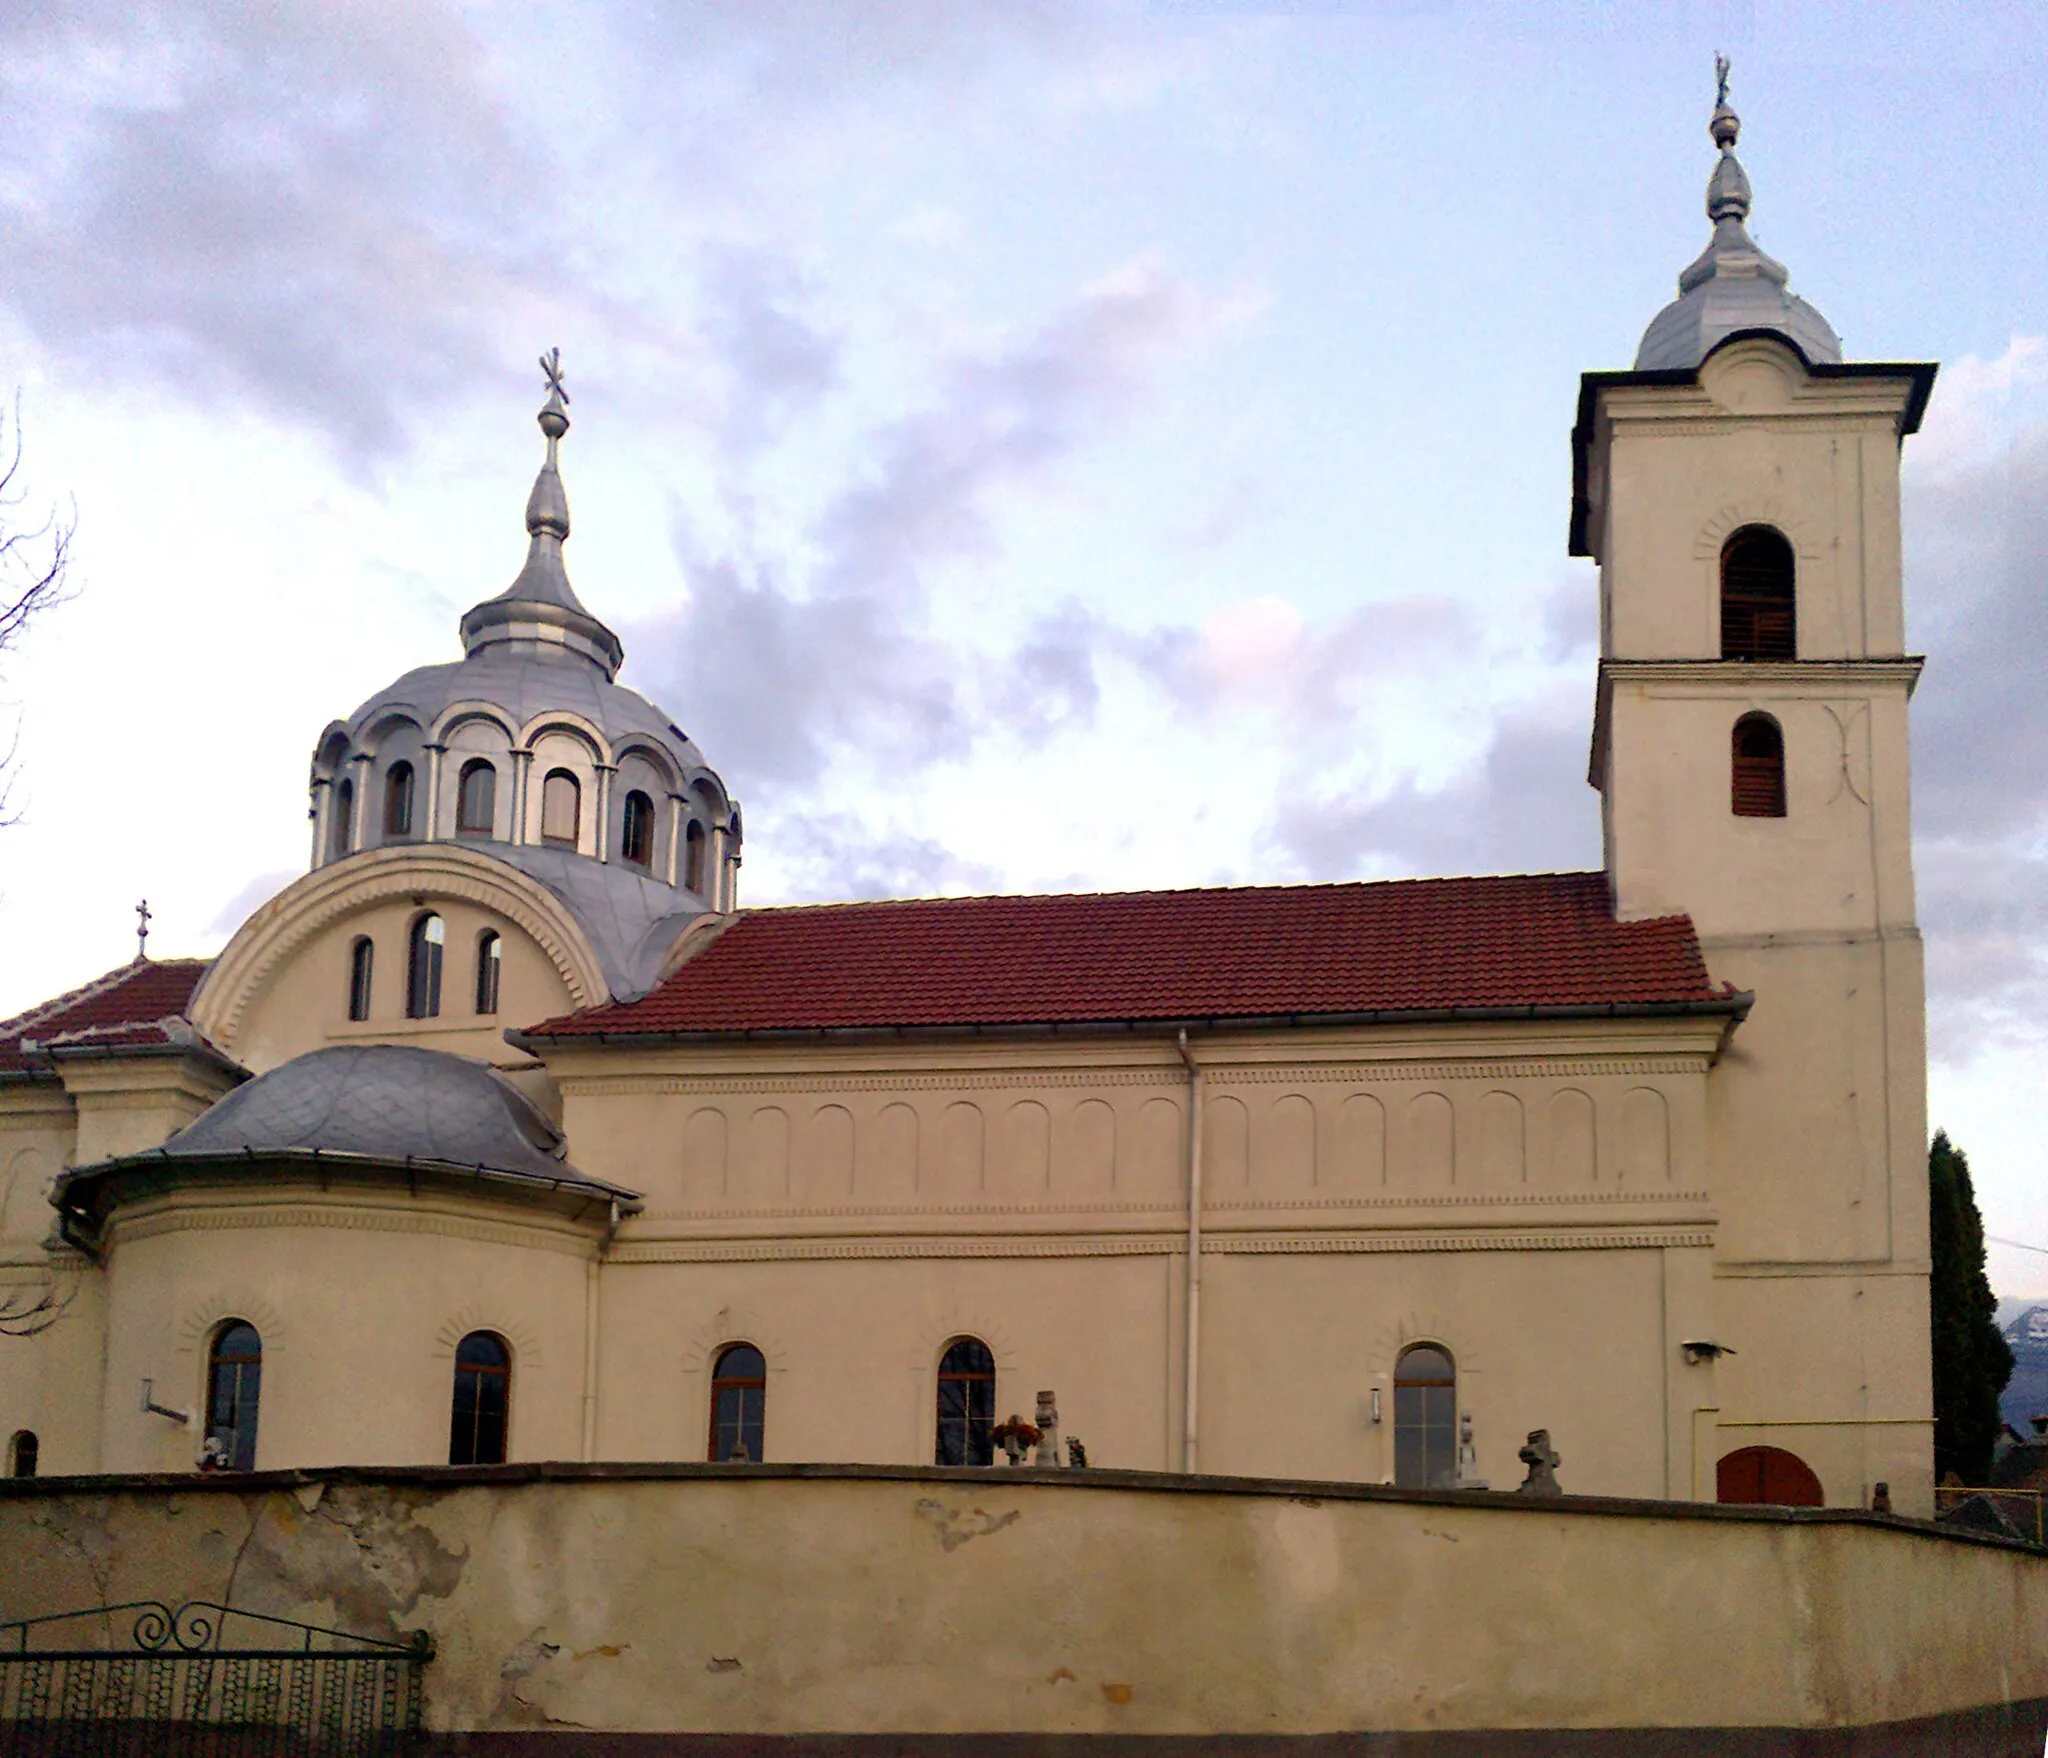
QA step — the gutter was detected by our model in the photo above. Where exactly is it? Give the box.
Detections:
[507,994,1755,1055]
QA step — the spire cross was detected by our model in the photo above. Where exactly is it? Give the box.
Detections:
[540,347,569,408]
[135,898,151,962]
[1715,53,1730,110]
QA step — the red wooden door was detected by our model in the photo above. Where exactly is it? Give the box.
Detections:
[1716,1445,1824,1506]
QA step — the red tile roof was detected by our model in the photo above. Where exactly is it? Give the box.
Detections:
[0,959,214,1075]
[524,872,1732,1042]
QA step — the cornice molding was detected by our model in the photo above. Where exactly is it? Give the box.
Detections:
[1599,657,1923,695]
[110,1200,599,1259]
[606,1226,1714,1265]
[190,843,608,1052]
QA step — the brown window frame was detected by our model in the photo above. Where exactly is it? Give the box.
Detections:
[708,1342,767,1462]
[935,1336,996,1466]
[347,936,374,1022]
[1732,713,1787,818]
[1393,1343,1457,1490]
[1720,525,1796,661]
[383,761,415,837]
[621,790,655,867]
[456,759,496,837]
[450,1331,511,1466]
[541,769,581,847]
[474,929,502,1016]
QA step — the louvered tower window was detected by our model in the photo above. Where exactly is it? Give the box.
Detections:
[1720,526,1796,660]
[1732,714,1787,817]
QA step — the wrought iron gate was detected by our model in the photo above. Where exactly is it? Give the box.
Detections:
[0,1600,431,1756]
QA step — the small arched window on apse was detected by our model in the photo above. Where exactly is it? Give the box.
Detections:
[1720,525,1796,660]
[407,913,444,1019]
[621,790,655,867]
[1732,714,1787,818]
[205,1321,262,1472]
[475,930,502,1016]
[329,778,355,862]
[347,936,374,1022]
[7,1430,37,1479]
[1717,1445,1823,1507]
[457,759,496,837]
[450,1331,511,1466]
[383,761,415,837]
[1393,1344,1457,1490]
[935,1336,996,1467]
[709,1342,767,1462]
[684,820,708,895]
[541,769,580,847]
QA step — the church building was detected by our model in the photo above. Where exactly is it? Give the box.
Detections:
[0,83,1940,1513]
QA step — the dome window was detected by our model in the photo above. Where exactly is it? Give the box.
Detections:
[1733,713,1787,817]
[457,760,496,837]
[347,936,374,1022]
[383,761,415,837]
[621,790,654,867]
[1721,525,1796,660]
[328,778,355,862]
[541,769,580,847]
[407,913,445,1019]
[684,820,708,894]
[475,930,502,1016]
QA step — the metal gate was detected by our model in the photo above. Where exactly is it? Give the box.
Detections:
[0,1600,431,1756]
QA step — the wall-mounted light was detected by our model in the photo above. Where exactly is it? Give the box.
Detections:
[139,1379,191,1424]
[1370,1386,1382,1425]
[1681,1340,1735,1366]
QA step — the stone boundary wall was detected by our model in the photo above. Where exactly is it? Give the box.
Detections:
[3,1464,2046,1752]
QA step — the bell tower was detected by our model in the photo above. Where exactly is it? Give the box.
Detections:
[1572,67,1942,1513]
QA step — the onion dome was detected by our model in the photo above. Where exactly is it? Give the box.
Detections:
[1635,60,1842,371]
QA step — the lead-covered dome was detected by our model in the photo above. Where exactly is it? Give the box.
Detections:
[1635,73,1842,371]
[304,354,740,1000]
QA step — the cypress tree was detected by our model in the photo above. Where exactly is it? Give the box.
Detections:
[1929,1130,2013,1484]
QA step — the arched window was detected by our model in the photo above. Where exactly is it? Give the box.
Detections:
[1717,1445,1824,1507]
[7,1430,37,1479]
[347,936,374,1022]
[407,913,444,1019]
[541,769,580,846]
[475,930,502,1016]
[329,778,355,862]
[457,760,496,837]
[621,790,654,867]
[935,1336,996,1466]
[450,1331,510,1465]
[709,1343,767,1462]
[206,1321,262,1472]
[1720,525,1796,660]
[1732,713,1787,818]
[684,820,708,894]
[1393,1344,1457,1490]
[383,761,415,837]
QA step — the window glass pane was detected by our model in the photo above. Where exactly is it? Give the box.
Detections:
[330,781,354,861]
[542,771,580,844]
[623,791,653,866]
[458,762,496,835]
[348,939,374,1021]
[384,762,414,836]
[9,1431,37,1478]
[206,1323,261,1471]
[450,1332,510,1465]
[475,932,501,1015]
[685,822,707,892]
[408,915,444,1018]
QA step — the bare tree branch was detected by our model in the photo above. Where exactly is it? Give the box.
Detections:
[0,393,78,826]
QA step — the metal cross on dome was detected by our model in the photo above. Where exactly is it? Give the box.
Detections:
[134,898,150,961]
[1715,52,1731,108]
[540,347,569,407]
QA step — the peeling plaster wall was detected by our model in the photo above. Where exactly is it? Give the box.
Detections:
[3,1466,2046,1740]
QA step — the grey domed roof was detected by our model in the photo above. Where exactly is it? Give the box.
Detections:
[346,650,707,771]
[95,1045,629,1198]
[1634,80,1842,372]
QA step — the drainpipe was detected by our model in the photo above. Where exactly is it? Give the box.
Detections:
[1176,1029,1204,1474]
[581,1199,622,1461]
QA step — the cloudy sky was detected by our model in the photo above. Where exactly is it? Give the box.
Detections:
[2,2,2045,1287]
